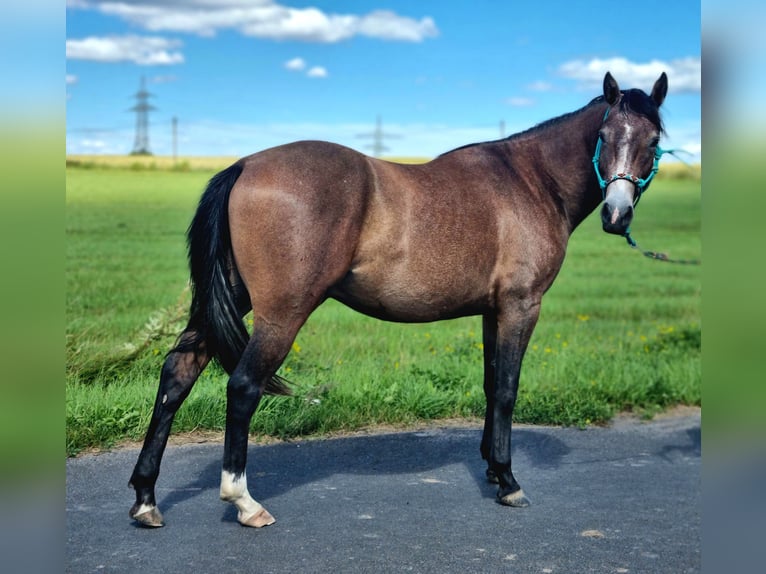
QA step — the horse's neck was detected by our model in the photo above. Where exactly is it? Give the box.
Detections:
[513,103,606,233]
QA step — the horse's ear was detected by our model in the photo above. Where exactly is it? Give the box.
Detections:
[603,72,621,105]
[651,72,668,107]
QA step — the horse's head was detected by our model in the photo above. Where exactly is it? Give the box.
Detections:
[594,71,668,236]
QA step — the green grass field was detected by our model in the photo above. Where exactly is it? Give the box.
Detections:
[65,159,701,456]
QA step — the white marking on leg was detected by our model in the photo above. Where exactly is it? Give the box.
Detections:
[220,470,267,524]
[132,502,156,516]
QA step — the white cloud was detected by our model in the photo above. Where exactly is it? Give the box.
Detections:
[357,10,438,42]
[558,57,701,93]
[285,57,327,78]
[505,97,534,107]
[66,74,78,85]
[71,1,438,43]
[242,7,358,43]
[66,35,184,65]
[284,57,306,71]
[306,66,328,78]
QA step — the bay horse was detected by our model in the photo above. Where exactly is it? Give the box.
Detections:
[129,72,669,528]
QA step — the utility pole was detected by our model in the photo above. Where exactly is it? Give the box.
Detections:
[172,116,178,163]
[357,115,400,157]
[129,76,155,155]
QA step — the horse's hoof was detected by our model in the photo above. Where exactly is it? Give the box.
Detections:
[486,468,499,484]
[497,488,531,508]
[129,503,165,527]
[239,507,276,528]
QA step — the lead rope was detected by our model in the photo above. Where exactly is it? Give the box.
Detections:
[622,147,701,265]
[623,231,701,265]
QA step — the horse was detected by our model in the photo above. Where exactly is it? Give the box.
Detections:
[129,71,669,528]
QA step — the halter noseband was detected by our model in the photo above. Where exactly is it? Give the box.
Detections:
[591,107,668,208]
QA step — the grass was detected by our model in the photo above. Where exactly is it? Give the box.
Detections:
[65,159,701,456]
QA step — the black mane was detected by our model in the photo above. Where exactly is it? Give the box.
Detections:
[439,88,663,158]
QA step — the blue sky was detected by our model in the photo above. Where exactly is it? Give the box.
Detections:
[66,1,701,159]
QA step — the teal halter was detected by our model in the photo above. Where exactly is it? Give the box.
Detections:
[591,107,672,204]
[591,107,678,246]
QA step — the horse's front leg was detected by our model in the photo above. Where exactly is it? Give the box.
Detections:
[480,312,498,483]
[490,297,541,507]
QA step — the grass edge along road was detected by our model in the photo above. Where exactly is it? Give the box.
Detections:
[66,158,701,456]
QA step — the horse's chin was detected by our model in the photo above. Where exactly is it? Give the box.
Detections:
[601,222,630,236]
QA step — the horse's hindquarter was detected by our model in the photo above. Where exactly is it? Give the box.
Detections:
[228,142,371,321]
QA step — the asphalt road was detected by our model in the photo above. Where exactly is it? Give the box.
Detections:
[66,410,700,573]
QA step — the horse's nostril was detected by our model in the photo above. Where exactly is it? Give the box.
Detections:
[621,205,634,225]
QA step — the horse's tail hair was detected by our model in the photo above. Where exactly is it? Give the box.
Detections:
[172,161,291,396]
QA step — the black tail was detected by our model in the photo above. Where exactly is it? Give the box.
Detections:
[173,161,290,396]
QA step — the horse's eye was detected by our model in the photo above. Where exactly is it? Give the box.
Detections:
[598,131,607,143]
[650,137,660,148]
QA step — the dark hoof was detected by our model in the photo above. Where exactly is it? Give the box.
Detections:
[486,468,499,484]
[129,503,165,527]
[497,488,530,507]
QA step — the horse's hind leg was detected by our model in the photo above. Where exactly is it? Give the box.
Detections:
[217,320,301,527]
[128,329,211,527]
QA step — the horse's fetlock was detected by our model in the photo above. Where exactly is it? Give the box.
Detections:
[128,469,156,491]
[220,470,248,501]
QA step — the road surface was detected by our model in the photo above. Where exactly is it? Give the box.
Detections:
[66,410,700,573]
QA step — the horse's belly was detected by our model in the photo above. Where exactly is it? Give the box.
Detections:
[329,267,489,323]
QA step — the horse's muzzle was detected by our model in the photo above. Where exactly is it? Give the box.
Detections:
[600,201,634,235]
